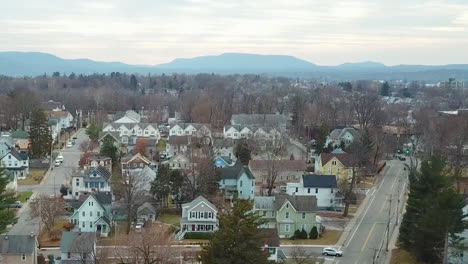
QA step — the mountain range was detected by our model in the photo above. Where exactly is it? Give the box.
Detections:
[1,51,467,81]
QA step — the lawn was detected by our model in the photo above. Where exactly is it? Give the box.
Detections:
[390,248,420,264]
[16,191,33,203]
[280,230,342,245]
[38,220,69,247]
[159,213,181,227]
[157,139,167,152]
[18,169,47,185]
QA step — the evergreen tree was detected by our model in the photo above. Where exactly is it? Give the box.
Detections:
[398,156,465,263]
[29,108,52,158]
[130,74,138,90]
[0,168,16,232]
[300,228,308,239]
[309,226,319,239]
[315,124,329,155]
[235,140,251,165]
[99,136,118,164]
[85,120,100,141]
[199,200,269,264]
[293,229,301,239]
[380,81,391,96]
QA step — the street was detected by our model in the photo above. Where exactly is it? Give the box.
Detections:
[8,129,88,235]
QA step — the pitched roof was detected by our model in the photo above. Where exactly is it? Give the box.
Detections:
[60,232,96,253]
[220,159,254,180]
[168,135,190,145]
[0,235,37,254]
[48,111,71,118]
[183,195,217,211]
[3,148,28,161]
[86,166,111,180]
[137,202,156,215]
[114,110,141,123]
[40,100,63,111]
[170,123,211,130]
[275,194,318,212]
[231,114,287,126]
[98,131,120,142]
[121,152,151,165]
[302,174,338,188]
[92,192,112,206]
[249,160,307,171]
[329,127,360,141]
[10,130,29,140]
[254,196,275,211]
[259,228,280,248]
[320,153,354,167]
[104,122,158,130]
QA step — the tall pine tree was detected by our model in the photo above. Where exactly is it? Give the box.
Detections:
[235,140,251,165]
[0,168,16,232]
[99,136,118,164]
[380,81,391,96]
[398,155,465,263]
[29,108,52,158]
[199,200,269,264]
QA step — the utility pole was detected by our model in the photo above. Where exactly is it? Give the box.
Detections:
[386,195,392,252]
[396,178,401,225]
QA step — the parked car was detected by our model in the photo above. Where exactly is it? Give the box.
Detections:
[66,141,73,148]
[56,155,64,163]
[8,201,23,208]
[398,156,406,161]
[72,136,77,140]
[54,160,61,167]
[322,247,343,257]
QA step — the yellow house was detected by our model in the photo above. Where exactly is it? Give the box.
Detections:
[317,153,354,181]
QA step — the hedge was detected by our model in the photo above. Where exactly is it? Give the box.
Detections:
[184,232,214,239]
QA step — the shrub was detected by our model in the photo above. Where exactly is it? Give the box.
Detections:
[184,232,214,240]
[293,229,301,239]
[63,222,75,231]
[309,226,319,239]
[299,228,308,239]
[49,228,62,241]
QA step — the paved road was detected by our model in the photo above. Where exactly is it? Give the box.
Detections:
[336,160,407,264]
[8,129,88,235]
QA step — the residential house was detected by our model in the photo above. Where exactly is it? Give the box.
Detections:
[102,123,160,142]
[81,153,112,172]
[166,135,190,157]
[286,174,341,209]
[259,228,282,262]
[219,159,255,200]
[224,114,287,141]
[41,100,65,111]
[165,154,191,170]
[326,127,360,148]
[254,194,318,238]
[0,234,38,264]
[70,166,112,199]
[113,110,141,123]
[169,123,212,138]
[249,159,307,194]
[69,193,113,237]
[98,131,122,150]
[11,130,30,152]
[60,232,97,264]
[0,148,29,179]
[137,202,157,222]
[230,114,288,129]
[213,138,235,159]
[49,118,62,143]
[315,152,355,181]
[180,196,218,233]
[48,110,74,129]
[121,153,157,176]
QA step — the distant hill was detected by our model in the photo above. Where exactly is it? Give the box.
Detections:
[1,51,467,81]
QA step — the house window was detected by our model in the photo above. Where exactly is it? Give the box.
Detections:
[295,187,298,193]
[90,222,93,228]
[272,211,275,217]
[307,188,310,193]
[82,211,85,217]
[331,189,334,194]
[332,161,337,165]
[330,199,333,204]
[97,211,101,217]
[285,224,290,232]
[82,222,85,228]
[315,188,318,194]
[22,254,26,260]
[285,212,289,219]
[263,211,266,216]
[286,203,289,208]
[204,212,208,218]
[337,168,341,173]
[67,252,71,259]
[302,212,306,219]
[90,212,93,217]
[240,180,243,187]
[76,179,80,186]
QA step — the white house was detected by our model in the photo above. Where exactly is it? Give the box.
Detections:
[326,127,361,148]
[60,232,97,263]
[169,123,211,138]
[286,174,341,209]
[219,160,255,200]
[102,123,160,141]
[69,193,113,237]
[180,196,218,233]
[165,154,191,170]
[223,125,282,142]
[0,148,29,180]
[166,136,190,157]
[48,110,74,129]
[70,166,112,199]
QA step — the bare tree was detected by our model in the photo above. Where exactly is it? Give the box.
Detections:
[79,139,89,152]
[285,246,315,264]
[352,91,382,130]
[69,233,109,264]
[29,194,65,232]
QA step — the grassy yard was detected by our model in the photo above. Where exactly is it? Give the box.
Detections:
[280,230,342,245]
[18,169,47,185]
[390,248,420,264]
[157,139,167,152]
[159,213,181,227]
[38,220,69,247]
[16,191,33,203]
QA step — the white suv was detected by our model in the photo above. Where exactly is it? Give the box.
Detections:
[322,247,343,257]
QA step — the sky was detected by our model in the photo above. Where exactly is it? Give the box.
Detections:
[1,0,468,66]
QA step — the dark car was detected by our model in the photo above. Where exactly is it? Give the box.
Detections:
[8,201,23,208]
[398,156,406,161]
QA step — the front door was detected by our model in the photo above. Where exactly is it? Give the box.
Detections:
[97,224,102,233]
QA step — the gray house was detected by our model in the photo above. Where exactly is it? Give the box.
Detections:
[0,234,38,264]
[60,232,97,264]
[180,196,218,233]
[219,159,255,200]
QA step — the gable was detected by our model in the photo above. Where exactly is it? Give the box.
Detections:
[189,201,217,213]
[76,196,105,214]
[115,116,138,123]
[278,200,297,213]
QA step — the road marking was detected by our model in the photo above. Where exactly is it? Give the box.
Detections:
[344,164,394,247]
[361,223,376,251]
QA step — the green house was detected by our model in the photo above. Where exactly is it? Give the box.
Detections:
[254,194,318,238]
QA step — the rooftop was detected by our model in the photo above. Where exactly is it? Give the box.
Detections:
[302,174,338,188]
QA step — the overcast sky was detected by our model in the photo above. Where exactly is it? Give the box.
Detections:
[1,0,468,66]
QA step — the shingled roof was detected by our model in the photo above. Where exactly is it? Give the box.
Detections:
[0,235,37,254]
[220,159,254,180]
[320,153,354,167]
[85,166,111,181]
[231,114,287,126]
[60,232,96,253]
[302,174,338,188]
[275,194,318,212]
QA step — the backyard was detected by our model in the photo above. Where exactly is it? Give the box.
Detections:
[280,230,342,245]
[18,169,47,185]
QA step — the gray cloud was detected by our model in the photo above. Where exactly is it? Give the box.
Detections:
[1,0,468,65]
